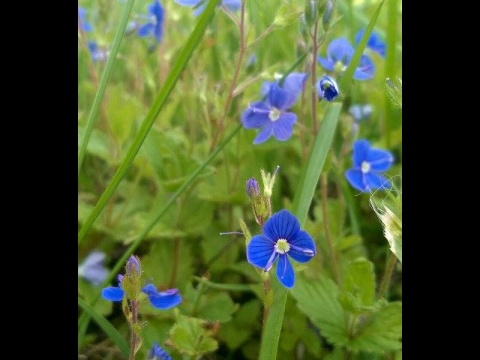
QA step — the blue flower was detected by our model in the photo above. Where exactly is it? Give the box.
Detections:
[138,0,165,43]
[88,41,108,62]
[78,250,108,286]
[175,0,241,16]
[78,6,93,32]
[246,209,316,288]
[148,342,172,360]
[355,29,386,57]
[241,73,308,144]
[348,104,373,122]
[317,37,374,80]
[316,75,339,101]
[345,139,394,192]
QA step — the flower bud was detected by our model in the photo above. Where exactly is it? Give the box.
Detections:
[246,178,260,198]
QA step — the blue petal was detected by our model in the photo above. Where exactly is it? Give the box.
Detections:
[149,0,164,19]
[366,149,394,172]
[272,112,296,141]
[261,81,274,97]
[154,23,163,42]
[253,121,274,144]
[241,101,270,129]
[352,139,370,167]
[365,173,392,190]
[345,169,368,192]
[317,57,334,71]
[355,29,386,57]
[149,342,173,360]
[175,0,201,5]
[288,230,316,263]
[276,254,295,288]
[101,286,125,301]
[223,0,241,11]
[138,23,154,37]
[148,289,182,309]
[353,55,375,80]
[316,76,339,101]
[141,284,158,296]
[263,209,300,242]
[80,266,108,286]
[268,83,290,110]
[281,72,308,108]
[327,38,353,63]
[247,234,276,268]
[349,104,373,122]
[192,4,207,15]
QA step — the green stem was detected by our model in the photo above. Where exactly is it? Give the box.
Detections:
[78,0,137,175]
[377,251,397,299]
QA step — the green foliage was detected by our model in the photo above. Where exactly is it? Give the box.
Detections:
[339,258,376,314]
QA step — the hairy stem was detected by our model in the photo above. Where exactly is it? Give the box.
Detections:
[377,251,397,299]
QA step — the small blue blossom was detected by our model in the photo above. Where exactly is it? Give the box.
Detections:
[355,29,386,57]
[138,0,165,43]
[175,0,241,16]
[88,41,108,62]
[348,104,373,122]
[317,37,375,80]
[241,72,308,144]
[345,139,394,192]
[78,250,108,286]
[316,75,339,101]
[148,342,172,360]
[246,209,316,288]
[78,6,93,32]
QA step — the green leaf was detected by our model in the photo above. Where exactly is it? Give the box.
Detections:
[291,274,349,347]
[169,313,219,356]
[347,302,402,353]
[339,258,376,314]
[273,3,303,27]
[78,297,129,357]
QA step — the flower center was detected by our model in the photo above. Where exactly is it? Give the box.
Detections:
[361,161,371,173]
[269,107,281,121]
[334,61,347,72]
[275,239,290,254]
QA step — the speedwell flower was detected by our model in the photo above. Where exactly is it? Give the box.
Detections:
[175,0,241,16]
[316,75,339,101]
[138,0,165,43]
[246,209,316,288]
[241,73,308,144]
[78,6,93,32]
[317,37,374,80]
[78,250,108,286]
[148,342,172,360]
[355,29,386,58]
[88,41,108,62]
[345,139,394,192]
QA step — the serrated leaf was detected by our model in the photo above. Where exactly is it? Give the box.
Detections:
[169,314,218,356]
[291,274,349,347]
[339,258,376,313]
[347,302,402,353]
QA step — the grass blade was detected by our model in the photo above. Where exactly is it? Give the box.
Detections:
[78,0,137,175]
[78,297,129,357]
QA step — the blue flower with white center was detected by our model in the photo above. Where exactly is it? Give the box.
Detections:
[148,342,172,360]
[316,75,339,101]
[345,139,394,192]
[88,41,108,63]
[317,37,375,80]
[78,6,93,32]
[355,29,386,58]
[241,73,308,144]
[138,0,165,43]
[175,0,241,16]
[246,209,316,288]
[78,250,108,286]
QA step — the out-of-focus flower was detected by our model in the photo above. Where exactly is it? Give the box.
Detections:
[348,104,373,122]
[241,73,308,144]
[78,250,108,286]
[246,209,316,288]
[317,38,374,80]
[148,342,172,360]
[355,29,386,57]
[78,6,93,32]
[345,139,394,192]
[316,75,339,101]
[88,41,108,62]
[138,0,165,43]
[175,0,241,16]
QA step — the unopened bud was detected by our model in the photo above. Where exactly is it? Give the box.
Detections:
[246,178,260,198]
[322,0,333,31]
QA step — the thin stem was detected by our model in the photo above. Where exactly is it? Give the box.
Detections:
[209,0,246,151]
[309,20,319,135]
[320,173,340,284]
[129,300,140,360]
[377,251,397,299]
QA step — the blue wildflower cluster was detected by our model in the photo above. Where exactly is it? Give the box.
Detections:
[78,6,108,63]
